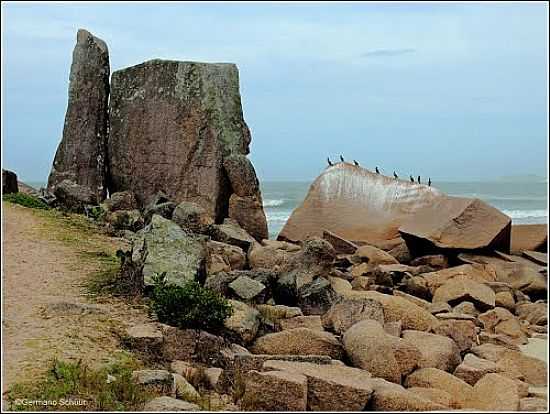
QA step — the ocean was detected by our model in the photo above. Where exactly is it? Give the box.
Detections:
[261,180,549,239]
[27,179,548,240]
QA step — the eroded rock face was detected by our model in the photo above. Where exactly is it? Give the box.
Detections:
[48,29,110,203]
[108,59,265,228]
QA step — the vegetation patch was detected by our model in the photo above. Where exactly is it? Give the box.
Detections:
[149,273,233,332]
[4,354,152,411]
[3,193,49,209]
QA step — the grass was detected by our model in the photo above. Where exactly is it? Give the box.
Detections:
[4,354,153,411]
[3,192,49,209]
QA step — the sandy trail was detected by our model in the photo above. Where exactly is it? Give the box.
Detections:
[2,202,149,393]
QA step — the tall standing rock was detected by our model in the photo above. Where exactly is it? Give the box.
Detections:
[108,59,266,233]
[47,29,110,203]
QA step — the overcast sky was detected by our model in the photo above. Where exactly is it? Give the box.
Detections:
[2,2,548,182]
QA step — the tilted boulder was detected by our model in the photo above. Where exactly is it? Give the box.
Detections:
[48,29,109,203]
[399,197,511,255]
[2,169,18,194]
[132,215,206,287]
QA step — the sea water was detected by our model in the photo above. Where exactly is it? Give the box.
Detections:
[261,180,549,239]
[27,179,548,240]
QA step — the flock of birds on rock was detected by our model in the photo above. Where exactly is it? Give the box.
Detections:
[327,155,432,187]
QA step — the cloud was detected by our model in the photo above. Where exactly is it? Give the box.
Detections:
[361,48,416,58]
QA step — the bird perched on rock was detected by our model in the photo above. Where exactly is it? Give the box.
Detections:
[428,178,431,186]
[340,155,345,163]
[417,176,421,184]
[375,167,380,174]
[393,171,398,179]
[410,175,414,183]
[353,160,359,166]
[327,157,333,166]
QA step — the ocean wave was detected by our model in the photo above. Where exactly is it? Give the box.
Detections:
[502,209,548,219]
[265,210,292,222]
[263,199,285,207]
[453,194,548,201]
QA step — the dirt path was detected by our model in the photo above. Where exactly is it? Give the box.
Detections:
[2,202,150,393]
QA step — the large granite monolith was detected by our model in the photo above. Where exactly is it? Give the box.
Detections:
[108,59,267,239]
[278,163,511,255]
[47,29,110,203]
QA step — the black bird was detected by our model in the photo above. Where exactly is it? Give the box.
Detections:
[327,157,333,166]
[417,176,421,184]
[353,160,359,166]
[410,175,414,183]
[393,171,398,179]
[428,178,432,187]
[340,155,345,163]
[375,167,380,174]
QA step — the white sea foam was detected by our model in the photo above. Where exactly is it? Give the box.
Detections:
[502,209,548,219]
[263,199,285,207]
[265,210,292,222]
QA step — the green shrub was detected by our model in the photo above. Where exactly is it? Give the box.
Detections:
[86,205,105,221]
[3,192,49,209]
[149,273,232,332]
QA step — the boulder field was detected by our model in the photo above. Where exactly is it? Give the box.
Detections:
[122,215,547,411]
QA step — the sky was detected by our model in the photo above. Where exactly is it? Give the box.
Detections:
[2,2,548,182]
